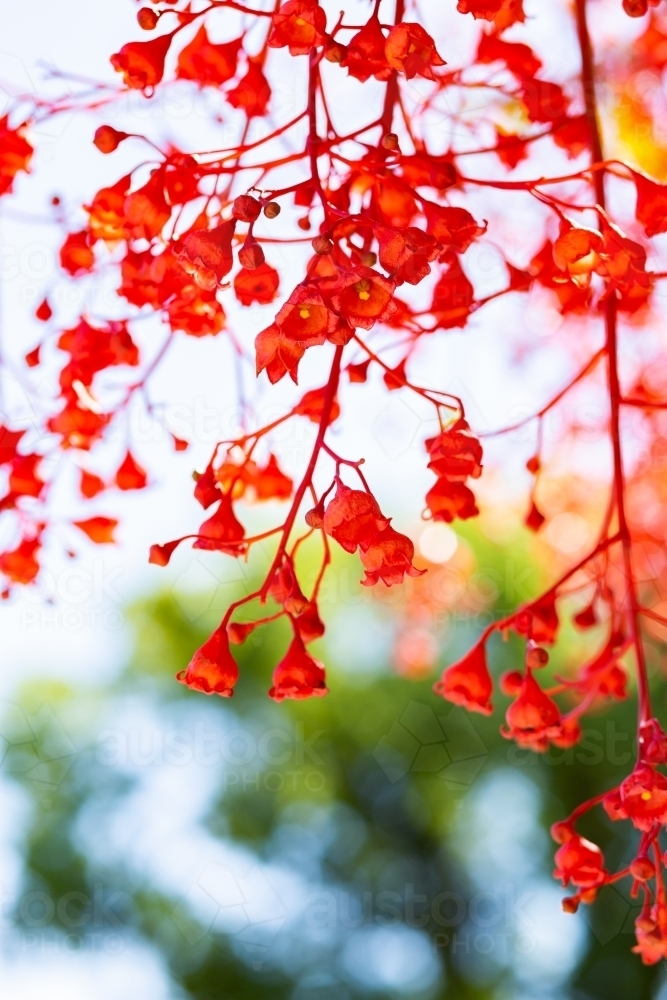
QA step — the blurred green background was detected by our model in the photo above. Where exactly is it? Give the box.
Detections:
[1,528,666,1000]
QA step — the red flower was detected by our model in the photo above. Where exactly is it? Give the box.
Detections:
[603,764,667,831]
[194,464,221,509]
[227,60,271,118]
[578,639,628,700]
[234,262,280,306]
[477,33,541,80]
[269,633,328,700]
[294,385,341,424]
[425,479,478,522]
[374,225,440,285]
[115,450,148,491]
[168,284,226,337]
[330,266,397,330]
[80,469,106,499]
[424,420,483,522]
[385,23,445,80]
[268,557,308,615]
[322,479,389,553]
[176,26,242,87]
[269,0,327,56]
[275,284,338,340]
[194,494,246,555]
[176,220,236,286]
[251,454,293,501]
[9,454,44,498]
[124,170,171,241]
[426,423,483,480]
[423,204,485,253]
[342,16,392,82]
[639,718,667,765]
[502,671,561,751]
[59,231,94,275]
[86,175,131,243]
[360,525,425,587]
[177,627,239,697]
[633,172,667,238]
[633,907,667,966]
[111,33,174,90]
[554,834,607,888]
[0,537,40,584]
[295,601,326,643]
[255,324,308,384]
[429,252,475,329]
[0,115,33,196]
[73,517,118,544]
[515,592,559,645]
[434,643,493,715]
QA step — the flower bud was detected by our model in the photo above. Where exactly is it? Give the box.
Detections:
[382,132,400,150]
[263,201,281,219]
[232,194,261,222]
[137,7,159,29]
[93,125,129,154]
[238,243,265,269]
[629,856,654,882]
[499,670,523,696]
[312,235,333,255]
[526,646,549,669]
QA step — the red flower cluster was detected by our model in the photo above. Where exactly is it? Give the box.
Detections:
[424,419,483,523]
[4,0,667,970]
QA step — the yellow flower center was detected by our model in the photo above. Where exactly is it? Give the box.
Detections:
[299,308,310,319]
[641,791,652,800]
[355,279,371,301]
[296,17,306,25]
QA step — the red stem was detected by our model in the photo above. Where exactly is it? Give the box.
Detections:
[575,0,651,726]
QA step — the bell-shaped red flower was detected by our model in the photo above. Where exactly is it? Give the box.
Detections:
[177,220,236,285]
[275,284,338,341]
[554,833,607,888]
[0,115,33,196]
[176,26,242,87]
[342,16,392,82]
[124,170,171,241]
[234,262,280,306]
[434,643,493,715]
[268,0,327,56]
[515,592,559,645]
[115,450,148,491]
[330,267,397,330]
[374,225,441,286]
[227,60,271,118]
[0,536,40,585]
[111,33,174,90]
[502,671,561,751]
[384,23,445,80]
[322,479,389,553]
[639,718,667,765]
[177,627,239,697]
[255,324,307,384]
[269,633,328,700]
[603,764,667,831]
[360,525,425,587]
[633,171,667,238]
[194,494,246,555]
[295,601,326,643]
